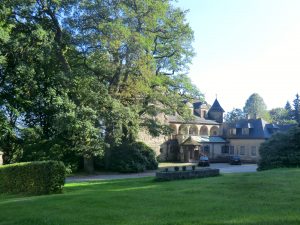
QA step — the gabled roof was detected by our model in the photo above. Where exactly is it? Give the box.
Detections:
[181,136,201,146]
[168,115,219,125]
[181,136,227,146]
[226,118,290,139]
[208,99,225,113]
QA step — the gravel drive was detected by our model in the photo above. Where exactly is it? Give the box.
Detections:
[66,163,257,183]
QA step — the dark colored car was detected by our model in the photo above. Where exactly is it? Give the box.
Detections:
[230,155,242,165]
[198,155,210,167]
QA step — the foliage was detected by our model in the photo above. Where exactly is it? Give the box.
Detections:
[258,127,300,170]
[0,161,65,195]
[293,94,300,125]
[0,0,201,171]
[224,108,245,124]
[269,107,297,125]
[285,101,294,119]
[243,93,269,120]
[108,142,158,173]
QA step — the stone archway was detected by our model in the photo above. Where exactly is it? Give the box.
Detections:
[200,126,208,136]
[210,126,219,136]
[179,125,189,135]
[189,125,198,135]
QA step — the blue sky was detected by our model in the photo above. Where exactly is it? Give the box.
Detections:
[175,0,300,112]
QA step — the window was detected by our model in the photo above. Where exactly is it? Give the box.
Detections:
[221,146,229,154]
[230,146,234,155]
[204,145,210,153]
[230,129,236,135]
[251,146,257,156]
[249,128,254,136]
[239,146,245,155]
[236,128,242,135]
[242,128,249,135]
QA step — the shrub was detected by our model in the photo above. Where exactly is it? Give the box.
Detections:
[182,166,186,171]
[174,166,179,171]
[192,165,196,171]
[258,127,300,170]
[108,141,158,173]
[0,161,66,195]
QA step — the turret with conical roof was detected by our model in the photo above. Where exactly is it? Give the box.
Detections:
[208,98,225,123]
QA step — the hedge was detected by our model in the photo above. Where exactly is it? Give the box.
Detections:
[0,161,66,195]
[108,141,158,173]
[258,126,300,170]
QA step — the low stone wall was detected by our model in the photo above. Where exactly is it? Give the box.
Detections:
[155,168,219,181]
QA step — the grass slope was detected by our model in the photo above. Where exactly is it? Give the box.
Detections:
[1,169,300,225]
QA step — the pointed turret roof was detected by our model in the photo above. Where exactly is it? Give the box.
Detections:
[208,99,225,112]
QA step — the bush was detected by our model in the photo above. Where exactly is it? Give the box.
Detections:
[0,161,66,195]
[108,142,158,173]
[192,165,196,171]
[258,127,300,170]
[182,166,186,171]
[174,166,179,171]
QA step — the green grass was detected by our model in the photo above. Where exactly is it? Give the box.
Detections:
[1,169,300,225]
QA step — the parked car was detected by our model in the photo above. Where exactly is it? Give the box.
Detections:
[198,155,210,167]
[230,155,242,165]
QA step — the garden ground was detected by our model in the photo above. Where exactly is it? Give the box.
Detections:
[66,163,258,182]
[1,168,300,225]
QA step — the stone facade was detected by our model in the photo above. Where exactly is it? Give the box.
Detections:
[227,139,264,162]
[138,99,289,163]
[139,99,228,162]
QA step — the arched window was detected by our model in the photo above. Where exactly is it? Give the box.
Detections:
[200,126,208,136]
[189,125,198,135]
[210,126,219,136]
[179,125,188,135]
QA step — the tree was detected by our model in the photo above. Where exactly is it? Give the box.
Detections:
[224,108,245,124]
[285,101,294,120]
[0,0,201,172]
[243,93,268,120]
[258,126,300,170]
[293,94,300,125]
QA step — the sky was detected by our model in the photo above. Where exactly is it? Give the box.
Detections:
[174,0,300,112]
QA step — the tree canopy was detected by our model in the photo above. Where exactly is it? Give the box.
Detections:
[224,108,245,124]
[0,0,202,170]
[243,93,269,121]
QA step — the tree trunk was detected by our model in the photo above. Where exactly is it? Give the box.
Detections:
[84,156,94,174]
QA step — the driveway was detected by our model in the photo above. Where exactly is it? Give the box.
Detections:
[210,163,257,173]
[66,163,257,183]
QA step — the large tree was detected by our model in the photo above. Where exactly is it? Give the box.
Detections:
[224,108,245,124]
[0,0,201,171]
[243,93,269,120]
[293,94,300,125]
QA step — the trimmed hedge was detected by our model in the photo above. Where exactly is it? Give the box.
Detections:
[0,161,66,195]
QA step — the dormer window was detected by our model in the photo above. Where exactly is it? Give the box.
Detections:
[230,128,236,135]
[242,128,249,135]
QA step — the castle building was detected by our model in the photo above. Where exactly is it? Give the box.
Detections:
[138,98,290,163]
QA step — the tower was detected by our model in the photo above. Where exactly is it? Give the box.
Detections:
[208,99,225,123]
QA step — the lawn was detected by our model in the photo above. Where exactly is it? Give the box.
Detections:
[1,169,300,225]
